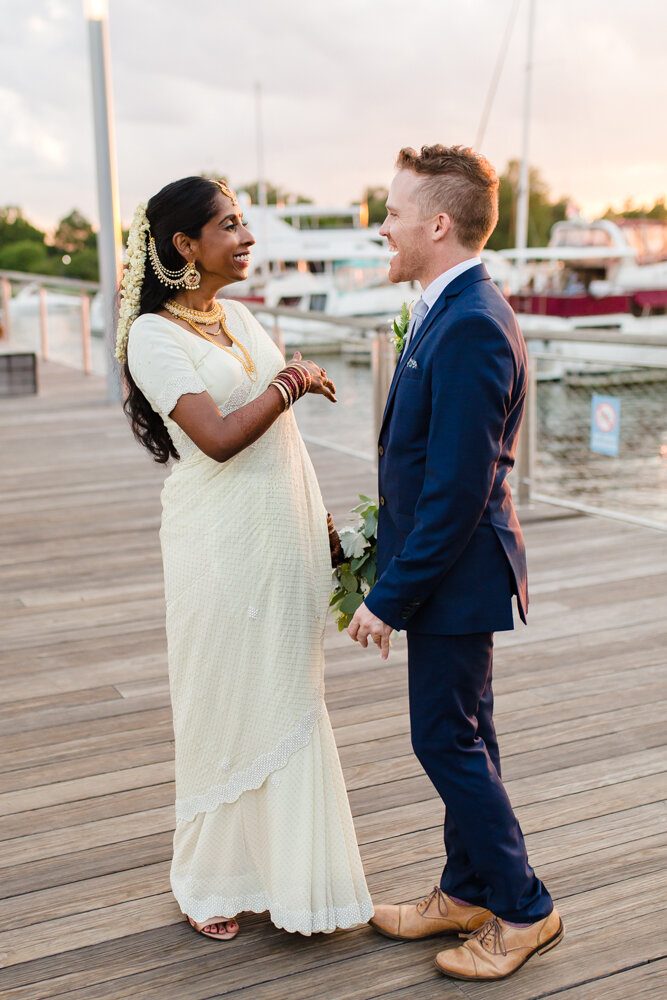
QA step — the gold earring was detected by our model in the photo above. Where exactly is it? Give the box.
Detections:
[183,261,201,289]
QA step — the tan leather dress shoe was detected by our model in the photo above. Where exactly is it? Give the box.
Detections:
[370,886,492,940]
[434,908,564,980]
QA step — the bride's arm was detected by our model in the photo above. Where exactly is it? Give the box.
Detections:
[170,385,286,463]
[171,358,336,463]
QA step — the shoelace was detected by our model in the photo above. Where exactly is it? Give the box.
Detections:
[467,916,507,956]
[416,885,449,918]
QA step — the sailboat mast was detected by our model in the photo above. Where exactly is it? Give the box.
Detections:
[515,0,536,253]
[255,82,269,278]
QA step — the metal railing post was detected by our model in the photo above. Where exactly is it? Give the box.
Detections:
[0,278,11,341]
[80,294,92,374]
[38,286,49,361]
[372,328,395,462]
[516,356,536,507]
[272,316,285,357]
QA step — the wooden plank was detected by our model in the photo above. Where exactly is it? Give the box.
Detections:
[1,362,666,1000]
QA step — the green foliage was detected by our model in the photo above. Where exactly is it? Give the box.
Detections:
[0,239,53,273]
[391,301,411,354]
[486,160,569,251]
[52,210,97,255]
[330,495,379,631]
[0,206,99,281]
[602,196,667,221]
[238,180,313,207]
[63,247,99,282]
[362,186,389,225]
[0,206,46,245]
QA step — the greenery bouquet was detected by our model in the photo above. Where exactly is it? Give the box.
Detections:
[330,495,379,630]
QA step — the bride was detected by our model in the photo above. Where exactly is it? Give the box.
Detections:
[115,175,373,940]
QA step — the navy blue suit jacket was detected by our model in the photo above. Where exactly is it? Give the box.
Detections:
[364,263,529,635]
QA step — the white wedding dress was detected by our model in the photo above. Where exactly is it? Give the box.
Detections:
[127,301,373,934]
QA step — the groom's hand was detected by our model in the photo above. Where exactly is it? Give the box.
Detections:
[348,603,393,660]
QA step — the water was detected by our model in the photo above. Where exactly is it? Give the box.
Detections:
[294,352,375,458]
[9,309,666,526]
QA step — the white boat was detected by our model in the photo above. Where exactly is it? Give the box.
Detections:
[225,201,395,296]
[500,218,667,314]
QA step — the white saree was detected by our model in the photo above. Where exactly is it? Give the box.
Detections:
[127,301,372,934]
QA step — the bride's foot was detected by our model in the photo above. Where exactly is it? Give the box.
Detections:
[187,915,239,940]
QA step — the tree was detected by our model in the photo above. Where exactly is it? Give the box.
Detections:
[486,161,568,251]
[52,210,97,255]
[0,208,59,275]
[0,206,46,246]
[361,186,389,226]
[239,180,312,206]
[0,238,53,274]
[63,248,99,282]
[47,210,99,280]
[602,196,667,221]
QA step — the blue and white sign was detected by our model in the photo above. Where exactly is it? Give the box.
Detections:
[590,394,620,456]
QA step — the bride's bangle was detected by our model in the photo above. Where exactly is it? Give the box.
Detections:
[270,379,291,411]
[270,363,312,410]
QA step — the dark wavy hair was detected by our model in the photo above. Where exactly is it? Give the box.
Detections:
[122,176,224,462]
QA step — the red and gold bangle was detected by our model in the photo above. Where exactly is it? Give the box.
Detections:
[270,362,312,410]
[281,370,300,398]
[291,362,313,391]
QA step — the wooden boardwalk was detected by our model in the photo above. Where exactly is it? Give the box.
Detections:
[1,361,665,1000]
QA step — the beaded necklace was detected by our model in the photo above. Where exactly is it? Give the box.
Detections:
[165,299,257,382]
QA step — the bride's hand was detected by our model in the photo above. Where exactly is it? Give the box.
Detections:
[291,352,337,403]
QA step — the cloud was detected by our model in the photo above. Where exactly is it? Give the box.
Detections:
[0,0,665,228]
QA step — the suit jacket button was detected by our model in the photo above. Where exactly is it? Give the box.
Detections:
[378,445,384,456]
[379,496,385,506]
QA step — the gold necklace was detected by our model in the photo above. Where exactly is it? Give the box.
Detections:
[175,308,257,382]
[164,299,223,325]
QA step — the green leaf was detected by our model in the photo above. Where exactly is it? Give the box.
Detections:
[337,614,351,631]
[339,591,364,614]
[363,510,377,538]
[340,570,358,593]
[350,552,370,574]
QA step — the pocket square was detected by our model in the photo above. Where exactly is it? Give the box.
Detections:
[406,358,419,369]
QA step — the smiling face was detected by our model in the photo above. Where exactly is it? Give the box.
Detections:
[180,191,256,288]
[379,170,434,285]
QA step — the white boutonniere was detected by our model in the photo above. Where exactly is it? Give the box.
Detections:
[391,301,412,356]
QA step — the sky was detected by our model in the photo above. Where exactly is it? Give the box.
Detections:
[2,0,666,232]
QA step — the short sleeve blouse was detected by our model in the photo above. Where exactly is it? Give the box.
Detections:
[126,310,252,461]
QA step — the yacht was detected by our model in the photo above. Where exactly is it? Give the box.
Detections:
[500,218,667,324]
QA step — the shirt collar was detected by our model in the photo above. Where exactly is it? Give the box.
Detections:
[420,256,482,312]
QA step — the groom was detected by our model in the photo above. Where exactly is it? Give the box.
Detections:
[348,145,563,981]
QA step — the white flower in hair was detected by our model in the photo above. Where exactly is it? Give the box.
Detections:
[115,201,150,362]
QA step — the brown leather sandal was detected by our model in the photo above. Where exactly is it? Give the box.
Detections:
[187,915,239,940]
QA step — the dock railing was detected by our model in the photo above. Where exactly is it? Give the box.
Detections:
[3,274,666,529]
[246,302,396,448]
[519,328,667,529]
[0,269,99,374]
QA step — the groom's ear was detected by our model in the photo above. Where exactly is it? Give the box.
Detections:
[432,212,452,242]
